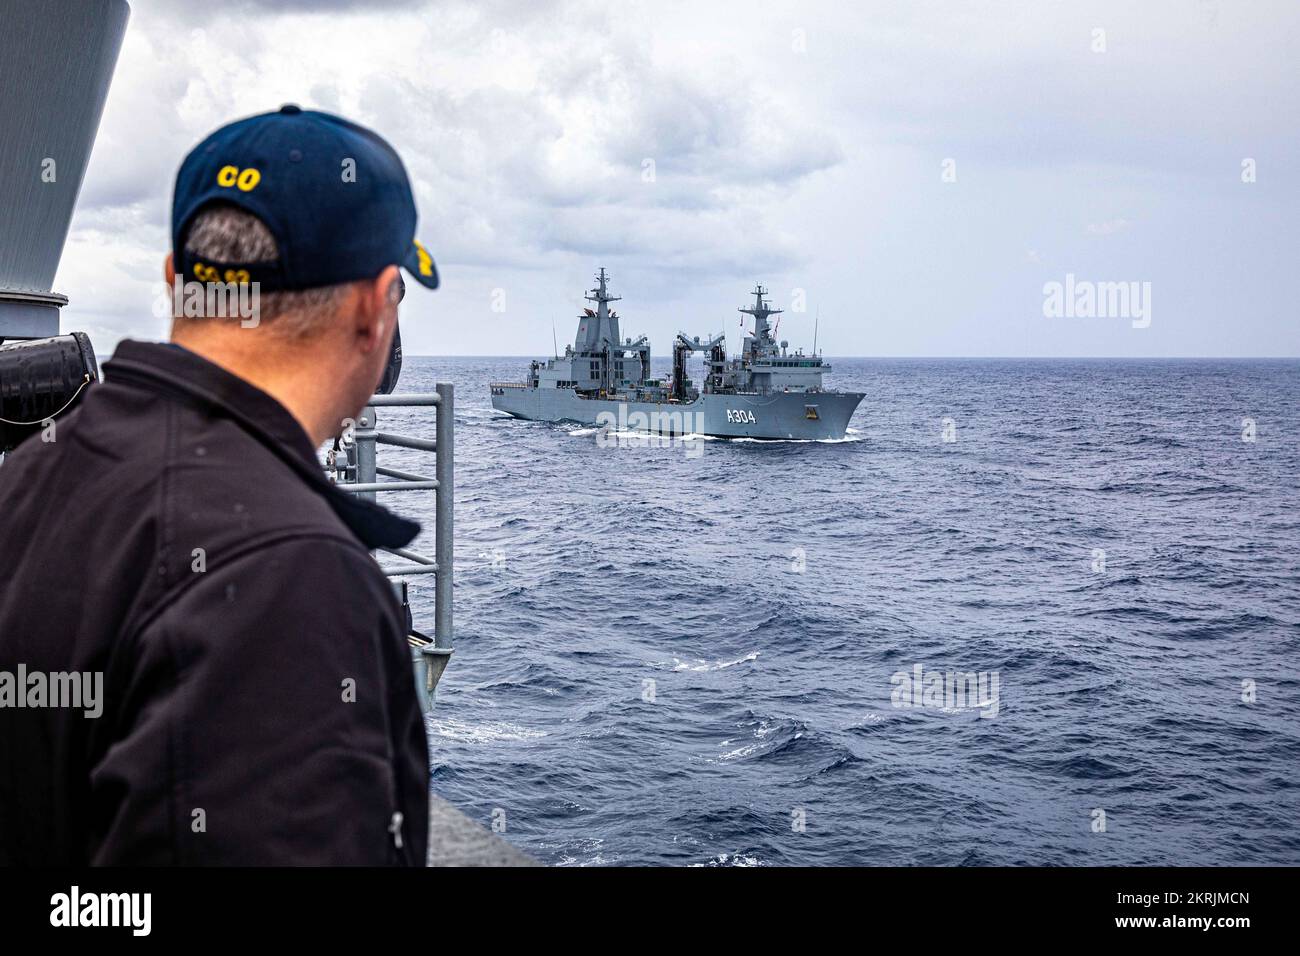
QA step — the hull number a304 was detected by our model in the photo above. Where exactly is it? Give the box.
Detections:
[725,409,757,424]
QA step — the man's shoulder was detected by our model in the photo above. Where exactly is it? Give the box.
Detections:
[0,372,403,643]
[154,416,388,617]
[131,529,402,660]
[2,376,346,543]
[84,378,382,620]
[173,531,395,615]
[165,411,351,548]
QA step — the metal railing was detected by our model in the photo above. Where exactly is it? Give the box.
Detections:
[327,385,454,704]
[325,384,536,863]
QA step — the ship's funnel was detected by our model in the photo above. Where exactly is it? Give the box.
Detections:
[0,0,130,338]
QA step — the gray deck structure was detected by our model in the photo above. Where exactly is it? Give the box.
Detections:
[0,0,130,337]
[428,798,537,867]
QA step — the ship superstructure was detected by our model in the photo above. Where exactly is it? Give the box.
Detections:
[491,270,863,440]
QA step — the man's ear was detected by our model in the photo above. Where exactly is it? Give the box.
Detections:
[354,265,401,352]
[377,264,401,310]
[164,252,175,284]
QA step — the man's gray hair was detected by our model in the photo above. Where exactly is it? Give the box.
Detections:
[180,204,348,336]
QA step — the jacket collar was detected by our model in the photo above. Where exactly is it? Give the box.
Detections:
[103,340,420,550]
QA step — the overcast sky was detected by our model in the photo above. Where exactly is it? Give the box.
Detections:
[58,0,1300,357]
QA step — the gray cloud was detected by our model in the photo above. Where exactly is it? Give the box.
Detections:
[53,0,1300,358]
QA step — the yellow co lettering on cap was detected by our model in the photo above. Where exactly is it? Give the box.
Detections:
[413,240,433,277]
[216,165,261,192]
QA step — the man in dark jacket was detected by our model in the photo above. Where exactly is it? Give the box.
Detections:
[0,106,440,865]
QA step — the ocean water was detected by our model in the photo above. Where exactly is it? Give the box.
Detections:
[382,356,1299,866]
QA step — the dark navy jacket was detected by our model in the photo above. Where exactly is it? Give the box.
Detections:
[0,341,429,865]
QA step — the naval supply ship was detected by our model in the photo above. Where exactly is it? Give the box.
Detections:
[490,270,864,440]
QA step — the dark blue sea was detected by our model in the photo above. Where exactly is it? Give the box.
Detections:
[385,356,1299,866]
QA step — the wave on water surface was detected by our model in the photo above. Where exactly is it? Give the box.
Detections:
[397,357,1300,866]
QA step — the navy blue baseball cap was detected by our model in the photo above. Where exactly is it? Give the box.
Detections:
[172,104,438,292]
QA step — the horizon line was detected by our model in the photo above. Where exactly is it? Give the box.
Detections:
[400,353,1300,361]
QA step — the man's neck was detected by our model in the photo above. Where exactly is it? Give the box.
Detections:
[169,327,339,445]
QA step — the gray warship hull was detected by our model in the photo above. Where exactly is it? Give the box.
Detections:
[492,273,862,440]
[491,385,862,440]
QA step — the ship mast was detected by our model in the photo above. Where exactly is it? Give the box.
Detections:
[577,267,622,393]
[578,267,622,348]
[738,284,781,359]
[585,268,621,325]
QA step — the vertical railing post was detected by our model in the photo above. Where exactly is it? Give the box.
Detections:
[355,405,377,502]
[434,384,453,650]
